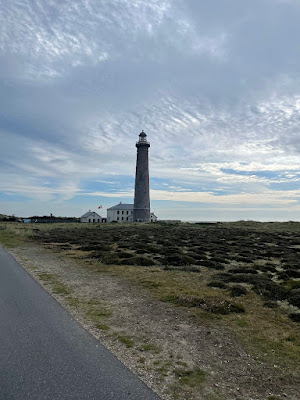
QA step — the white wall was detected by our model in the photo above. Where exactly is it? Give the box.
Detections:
[107,209,133,223]
[81,212,101,223]
[150,213,157,222]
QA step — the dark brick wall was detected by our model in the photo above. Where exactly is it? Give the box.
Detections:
[133,141,150,222]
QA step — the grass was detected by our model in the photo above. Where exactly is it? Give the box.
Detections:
[0,224,27,247]
[36,272,71,295]
[85,303,112,321]
[113,334,135,348]
[156,360,173,377]
[95,323,110,331]
[138,343,161,353]
[174,367,206,387]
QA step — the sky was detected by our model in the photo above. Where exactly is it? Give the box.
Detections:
[1,0,300,221]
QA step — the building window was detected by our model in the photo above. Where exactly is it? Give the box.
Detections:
[126,211,129,214]
[117,211,119,214]
[122,217,124,220]
[131,211,133,214]
[126,217,128,221]
[117,217,119,221]
[122,211,124,214]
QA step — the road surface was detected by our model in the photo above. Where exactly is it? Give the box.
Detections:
[0,245,162,400]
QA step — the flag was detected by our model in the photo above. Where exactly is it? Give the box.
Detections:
[98,205,102,209]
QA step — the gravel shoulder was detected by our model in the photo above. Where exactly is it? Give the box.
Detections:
[9,243,300,400]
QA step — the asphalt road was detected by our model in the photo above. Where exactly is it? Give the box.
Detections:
[0,245,162,400]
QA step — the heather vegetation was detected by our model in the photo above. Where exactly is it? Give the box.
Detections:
[20,221,300,323]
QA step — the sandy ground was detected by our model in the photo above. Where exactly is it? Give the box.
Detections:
[9,244,299,400]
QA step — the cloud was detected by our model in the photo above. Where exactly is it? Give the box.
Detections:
[84,188,300,207]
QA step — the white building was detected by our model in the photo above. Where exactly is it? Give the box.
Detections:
[150,212,157,222]
[107,202,158,223]
[80,211,103,223]
[107,203,134,223]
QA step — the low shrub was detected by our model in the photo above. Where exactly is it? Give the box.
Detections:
[207,281,228,289]
[232,255,253,263]
[289,289,300,308]
[258,264,277,273]
[281,269,300,278]
[179,265,202,273]
[99,254,121,264]
[252,280,289,301]
[164,294,245,314]
[210,256,229,264]
[228,267,258,274]
[207,300,245,314]
[117,251,134,258]
[289,313,300,323]
[129,256,155,266]
[230,285,248,297]
[81,244,111,251]
[185,252,204,260]
[162,265,202,273]
[263,301,278,308]
[164,294,205,308]
[196,259,216,268]
[214,273,289,301]
[135,249,147,255]
[162,254,196,266]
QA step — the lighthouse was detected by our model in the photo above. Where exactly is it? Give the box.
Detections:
[133,130,150,222]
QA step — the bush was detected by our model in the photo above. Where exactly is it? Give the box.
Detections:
[253,280,289,301]
[289,289,300,308]
[89,250,105,258]
[179,265,202,273]
[210,256,229,264]
[230,285,248,297]
[129,256,155,266]
[196,259,216,268]
[214,273,289,301]
[162,254,195,266]
[232,255,253,263]
[117,251,134,258]
[207,281,227,289]
[282,269,300,278]
[289,313,300,323]
[99,254,121,264]
[258,264,277,273]
[164,294,205,308]
[135,248,147,254]
[263,301,278,308]
[207,300,245,314]
[228,267,258,274]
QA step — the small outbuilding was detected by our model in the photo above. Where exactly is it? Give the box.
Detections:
[150,212,157,222]
[80,211,103,223]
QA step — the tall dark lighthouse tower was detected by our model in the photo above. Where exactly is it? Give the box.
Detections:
[133,130,150,222]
